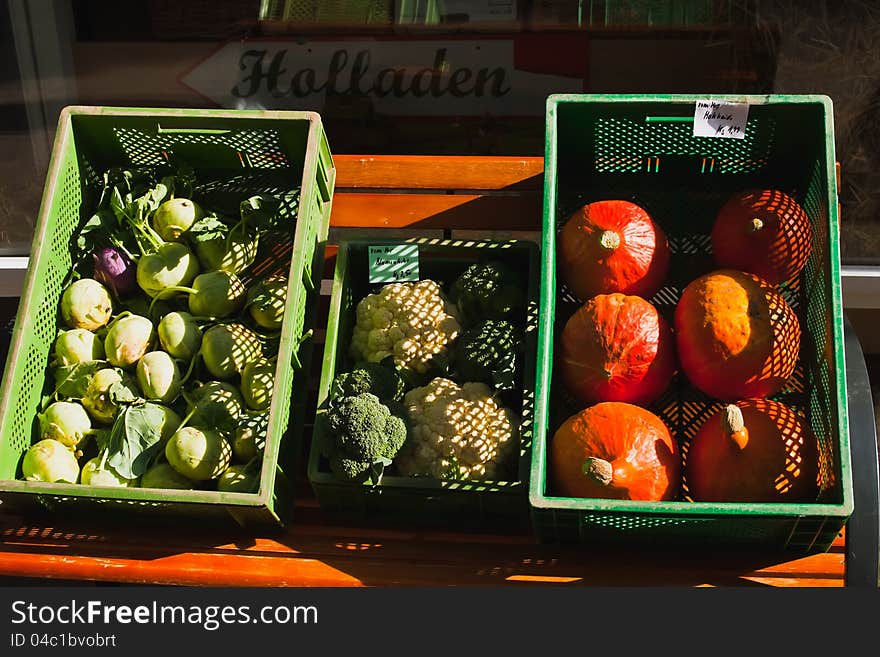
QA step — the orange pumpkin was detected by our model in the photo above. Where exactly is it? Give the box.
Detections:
[550,402,680,501]
[685,399,820,503]
[559,293,676,406]
[674,269,800,400]
[711,189,812,286]
[558,200,670,301]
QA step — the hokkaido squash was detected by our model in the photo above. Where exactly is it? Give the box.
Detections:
[550,402,680,501]
[559,293,676,406]
[558,200,670,301]
[685,399,820,503]
[674,269,800,400]
[711,189,812,286]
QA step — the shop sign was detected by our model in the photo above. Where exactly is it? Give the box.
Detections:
[182,39,583,116]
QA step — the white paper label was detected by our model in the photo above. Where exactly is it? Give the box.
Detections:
[368,244,419,283]
[693,100,749,139]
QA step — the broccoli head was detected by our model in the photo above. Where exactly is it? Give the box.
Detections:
[453,319,522,391]
[325,392,408,483]
[449,261,524,327]
[332,361,405,402]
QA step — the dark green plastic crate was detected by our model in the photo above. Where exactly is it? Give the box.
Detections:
[0,106,335,529]
[308,238,539,530]
[531,94,853,552]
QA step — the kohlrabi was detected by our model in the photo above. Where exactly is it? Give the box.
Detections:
[140,462,194,490]
[157,311,203,361]
[136,351,181,404]
[183,381,244,435]
[53,329,105,366]
[153,404,183,444]
[60,278,113,331]
[246,274,287,330]
[22,439,80,483]
[189,214,259,275]
[217,463,260,493]
[136,241,200,299]
[93,246,137,298]
[104,314,155,368]
[38,401,95,451]
[153,270,246,319]
[80,456,137,487]
[240,359,275,411]
[81,367,139,425]
[153,197,204,242]
[165,426,231,481]
[233,412,267,463]
[201,323,263,380]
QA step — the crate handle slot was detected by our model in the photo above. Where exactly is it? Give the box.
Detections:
[157,125,233,135]
[644,116,694,124]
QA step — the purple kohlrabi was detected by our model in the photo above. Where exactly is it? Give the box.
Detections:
[93,246,137,297]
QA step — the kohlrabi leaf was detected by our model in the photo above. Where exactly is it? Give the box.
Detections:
[106,402,168,479]
[188,214,229,244]
[240,195,282,232]
[108,381,141,405]
[52,360,108,400]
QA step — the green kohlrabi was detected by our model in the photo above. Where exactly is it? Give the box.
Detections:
[157,311,203,360]
[151,270,246,319]
[22,439,80,483]
[217,462,260,493]
[165,426,231,481]
[233,411,268,463]
[153,197,204,242]
[136,351,181,404]
[80,456,137,488]
[181,381,244,435]
[104,314,155,369]
[200,323,263,380]
[60,278,113,331]
[140,462,194,490]
[38,401,96,452]
[53,329,105,366]
[246,274,288,330]
[188,214,258,275]
[136,242,200,299]
[240,359,275,411]
[81,367,139,425]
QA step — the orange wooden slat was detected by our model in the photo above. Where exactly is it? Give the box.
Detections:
[0,516,847,588]
[334,155,544,191]
[329,192,542,230]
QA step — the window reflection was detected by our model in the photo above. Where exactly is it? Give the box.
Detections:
[0,1,877,261]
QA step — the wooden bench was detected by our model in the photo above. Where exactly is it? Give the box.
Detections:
[0,155,877,588]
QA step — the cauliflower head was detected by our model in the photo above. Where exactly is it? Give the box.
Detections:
[396,377,520,481]
[349,280,461,374]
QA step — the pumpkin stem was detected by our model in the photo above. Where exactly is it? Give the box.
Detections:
[598,230,621,251]
[722,404,749,450]
[750,217,764,232]
[582,457,613,486]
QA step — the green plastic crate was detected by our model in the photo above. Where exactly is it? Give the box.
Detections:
[0,106,335,529]
[308,238,539,530]
[531,94,853,552]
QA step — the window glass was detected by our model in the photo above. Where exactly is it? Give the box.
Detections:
[1,1,877,262]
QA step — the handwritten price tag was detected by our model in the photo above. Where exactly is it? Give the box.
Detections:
[693,100,750,140]
[368,244,420,283]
